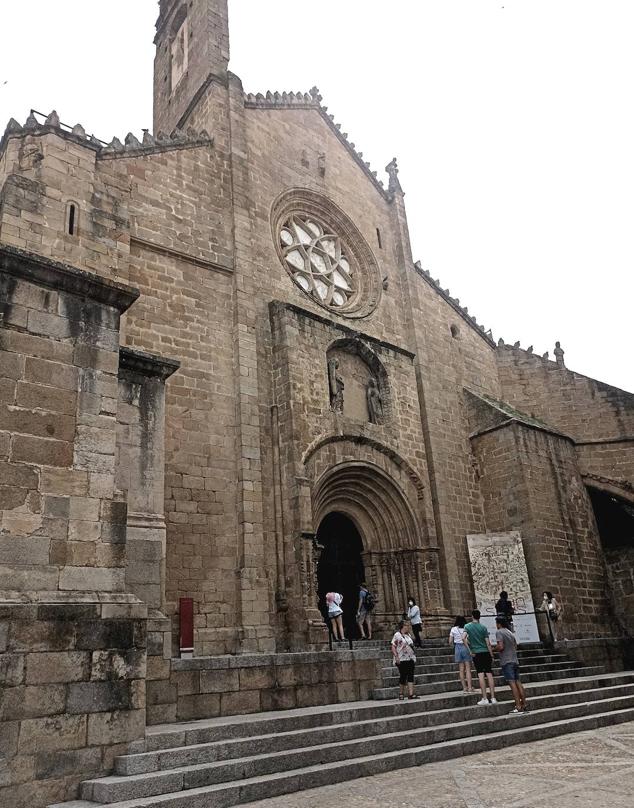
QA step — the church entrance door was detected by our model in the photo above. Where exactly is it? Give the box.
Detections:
[316,512,365,639]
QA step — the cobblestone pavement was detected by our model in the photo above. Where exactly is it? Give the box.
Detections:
[246,721,634,807]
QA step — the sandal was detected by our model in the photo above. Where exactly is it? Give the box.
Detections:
[398,694,405,701]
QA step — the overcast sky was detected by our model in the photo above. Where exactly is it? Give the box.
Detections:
[1,1,632,392]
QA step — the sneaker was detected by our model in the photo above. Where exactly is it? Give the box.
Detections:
[508,707,524,714]
[490,698,498,704]
[477,698,489,706]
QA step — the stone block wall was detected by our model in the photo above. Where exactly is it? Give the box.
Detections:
[471,420,616,639]
[604,545,634,635]
[0,129,131,281]
[0,599,147,808]
[0,246,138,593]
[145,649,382,725]
[0,245,154,808]
[496,345,634,443]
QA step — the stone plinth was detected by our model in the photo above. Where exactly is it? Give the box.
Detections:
[146,648,383,725]
[0,595,147,808]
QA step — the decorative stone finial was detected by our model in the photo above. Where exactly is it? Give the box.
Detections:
[309,86,322,104]
[4,118,23,135]
[45,110,60,127]
[142,129,155,147]
[542,351,549,360]
[554,341,565,367]
[24,112,39,130]
[527,345,533,354]
[125,132,142,149]
[498,337,505,347]
[385,157,403,195]
[71,123,86,137]
[513,341,520,349]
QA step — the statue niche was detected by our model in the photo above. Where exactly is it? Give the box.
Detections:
[326,346,386,425]
[367,377,383,424]
[327,358,344,413]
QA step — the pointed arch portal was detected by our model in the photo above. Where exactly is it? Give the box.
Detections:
[312,461,427,631]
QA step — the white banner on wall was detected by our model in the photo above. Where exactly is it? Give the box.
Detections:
[466,531,540,644]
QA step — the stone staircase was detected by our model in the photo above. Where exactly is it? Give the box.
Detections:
[49,641,634,808]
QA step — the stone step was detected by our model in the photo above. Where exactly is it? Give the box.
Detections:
[140,671,634,751]
[372,664,605,698]
[378,656,576,678]
[76,698,634,806]
[379,659,582,683]
[376,652,569,669]
[114,681,634,775]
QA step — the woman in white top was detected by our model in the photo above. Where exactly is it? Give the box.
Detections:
[449,615,473,692]
[326,591,344,641]
[391,619,418,700]
[539,591,565,642]
[407,595,423,648]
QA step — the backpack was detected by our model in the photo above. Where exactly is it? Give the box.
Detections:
[365,591,376,612]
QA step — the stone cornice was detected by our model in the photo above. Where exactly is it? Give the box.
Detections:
[469,417,574,444]
[269,299,416,360]
[130,237,234,275]
[414,262,496,348]
[119,346,180,381]
[0,244,139,313]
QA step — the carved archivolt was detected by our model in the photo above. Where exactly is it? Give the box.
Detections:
[271,189,382,318]
[311,460,423,554]
[303,433,425,500]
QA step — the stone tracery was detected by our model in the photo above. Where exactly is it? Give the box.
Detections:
[280,214,355,309]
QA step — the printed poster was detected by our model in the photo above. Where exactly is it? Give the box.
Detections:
[466,531,540,644]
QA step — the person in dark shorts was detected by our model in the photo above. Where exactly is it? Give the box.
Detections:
[464,609,497,706]
[493,617,528,714]
[391,619,418,700]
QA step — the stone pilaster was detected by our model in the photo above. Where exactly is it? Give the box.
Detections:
[226,74,274,652]
[0,245,148,807]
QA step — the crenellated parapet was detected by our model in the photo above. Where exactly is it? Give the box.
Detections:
[413,260,495,347]
[496,338,567,368]
[1,110,213,161]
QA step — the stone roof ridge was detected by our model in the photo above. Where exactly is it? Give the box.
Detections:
[1,110,213,159]
[413,260,495,347]
[464,387,572,442]
[243,85,389,199]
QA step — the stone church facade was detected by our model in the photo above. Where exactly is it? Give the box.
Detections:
[1,1,633,803]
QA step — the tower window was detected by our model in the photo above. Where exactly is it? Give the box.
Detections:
[450,324,460,339]
[170,7,189,92]
[66,202,78,236]
[376,227,383,249]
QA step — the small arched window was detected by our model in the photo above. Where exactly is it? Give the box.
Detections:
[450,324,460,339]
[66,201,79,237]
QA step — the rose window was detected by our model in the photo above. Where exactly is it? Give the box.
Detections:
[279,215,355,309]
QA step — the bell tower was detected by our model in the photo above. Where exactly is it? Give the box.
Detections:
[153,0,230,133]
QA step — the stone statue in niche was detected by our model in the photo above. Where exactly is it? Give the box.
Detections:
[328,358,344,413]
[366,377,383,424]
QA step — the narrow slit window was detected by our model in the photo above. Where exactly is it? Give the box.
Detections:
[376,227,383,249]
[67,203,78,236]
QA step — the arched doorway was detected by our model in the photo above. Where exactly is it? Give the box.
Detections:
[316,512,365,638]
[587,485,634,633]
[311,460,432,635]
